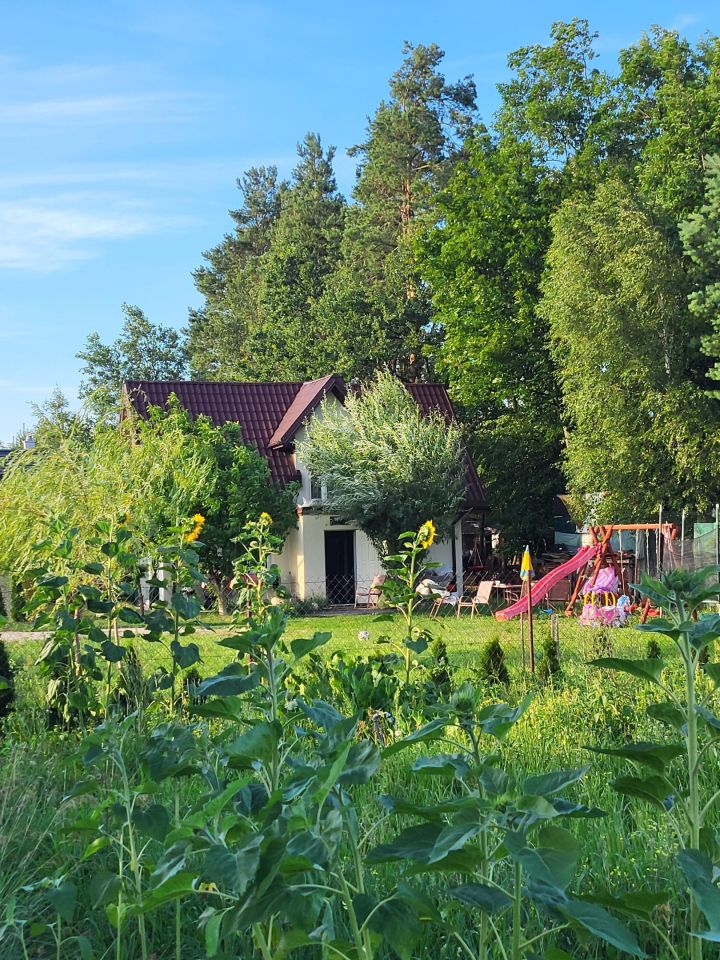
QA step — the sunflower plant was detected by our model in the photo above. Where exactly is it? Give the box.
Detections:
[377,521,440,686]
[231,513,288,622]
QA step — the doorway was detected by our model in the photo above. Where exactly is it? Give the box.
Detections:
[324,530,355,605]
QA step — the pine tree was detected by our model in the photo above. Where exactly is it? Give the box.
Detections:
[188,166,284,379]
[254,133,346,380]
[320,42,477,375]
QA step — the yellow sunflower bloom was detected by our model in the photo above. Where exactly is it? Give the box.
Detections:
[419,520,436,550]
[184,513,206,543]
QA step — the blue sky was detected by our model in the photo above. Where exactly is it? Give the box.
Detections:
[0,0,717,443]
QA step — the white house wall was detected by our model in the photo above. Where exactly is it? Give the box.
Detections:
[274,512,465,602]
[270,399,466,602]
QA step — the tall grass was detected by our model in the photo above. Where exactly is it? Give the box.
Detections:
[0,615,708,958]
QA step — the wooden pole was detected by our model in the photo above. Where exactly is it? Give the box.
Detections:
[528,572,535,674]
[520,612,526,674]
[681,509,686,567]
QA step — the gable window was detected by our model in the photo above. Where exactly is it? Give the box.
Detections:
[310,474,326,502]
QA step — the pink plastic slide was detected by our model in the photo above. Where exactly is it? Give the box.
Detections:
[494,544,598,620]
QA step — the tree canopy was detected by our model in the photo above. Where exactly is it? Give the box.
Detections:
[77,303,188,418]
[296,372,465,551]
[0,403,297,608]
[34,23,720,552]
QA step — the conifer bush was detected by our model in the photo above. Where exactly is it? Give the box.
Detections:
[477,635,510,686]
[537,631,562,682]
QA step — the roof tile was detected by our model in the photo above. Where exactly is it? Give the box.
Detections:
[123,377,488,510]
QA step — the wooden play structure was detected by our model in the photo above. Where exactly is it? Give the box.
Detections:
[563,523,677,622]
[496,521,678,623]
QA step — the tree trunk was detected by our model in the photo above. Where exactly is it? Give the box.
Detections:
[210,572,228,616]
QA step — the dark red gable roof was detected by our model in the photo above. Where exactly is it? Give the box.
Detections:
[269,375,346,448]
[123,379,305,486]
[123,377,488,510]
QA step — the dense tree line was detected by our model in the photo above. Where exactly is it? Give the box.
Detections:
[75,24,720,548]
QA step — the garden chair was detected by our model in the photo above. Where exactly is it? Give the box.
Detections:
[354,574,386,608]
[456,579,494,617]
[428,589,459,617]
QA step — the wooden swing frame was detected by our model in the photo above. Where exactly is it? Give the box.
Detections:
[564,522,678,621]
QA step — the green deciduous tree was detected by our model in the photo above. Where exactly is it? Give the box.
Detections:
[157,404,297,612]
[77,304,187,417]
[296,372,465,551]
[418,133,562,549]
[0,411,213,585]
[542,178,720,521]
[496,18,614,179]
[0,402,296,613]
[681,154,720,384]
[617,28,720,221]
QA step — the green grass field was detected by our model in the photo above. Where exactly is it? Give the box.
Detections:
[0,610,708,958]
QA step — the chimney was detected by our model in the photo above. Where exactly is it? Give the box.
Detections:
[23,435,36,450]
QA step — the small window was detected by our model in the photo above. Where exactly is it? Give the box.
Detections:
[310,474,323,501]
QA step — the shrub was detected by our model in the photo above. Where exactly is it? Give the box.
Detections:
[477,636,510,686]
[0,639,15,725]
[537,632,562,683]
[426,636,453,698]
[429,637,449,665]
[646,636,662,659]
[289,593,329,616]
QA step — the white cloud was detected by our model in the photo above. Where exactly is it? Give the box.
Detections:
[670,13,701,30]
[0,92,195,125]
[0,194,189,271]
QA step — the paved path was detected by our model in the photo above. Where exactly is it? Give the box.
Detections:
[1,631,50,641]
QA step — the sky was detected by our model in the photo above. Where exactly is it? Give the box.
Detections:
[0,0,717,443]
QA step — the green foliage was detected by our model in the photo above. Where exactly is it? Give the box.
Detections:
[418,134,561,548]
[188,134,346,381]
[231,513,288,621]
[379,684,645,959]
[477,636,510,686]
[77,303,188,418]
[0,639,15,725]
[538,632,562,683]
[646,637,662,660]
[0,407,214,588]
[681,154,720,385]
[298,372,464,550]
[592,565,720,959]
[618,29,720,219]
[496,18,612,172]
[152,402,297,611]
[543,178,720,520]
[591,627,614,660]
[377,522,440,686]
[188,43,476,383]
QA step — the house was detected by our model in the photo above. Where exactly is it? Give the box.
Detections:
[123,375,488,604]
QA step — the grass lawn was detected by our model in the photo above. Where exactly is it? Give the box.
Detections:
[3,606,670,682]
